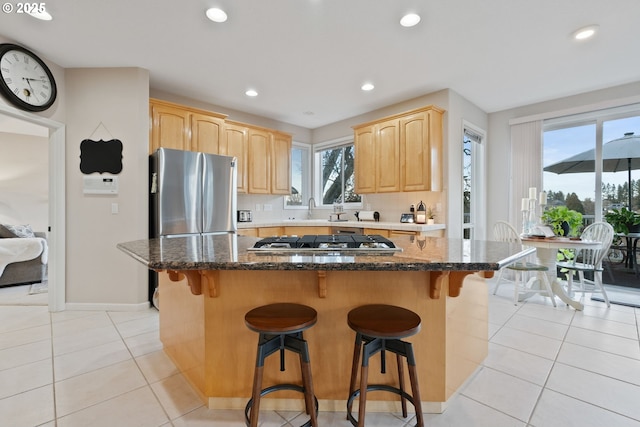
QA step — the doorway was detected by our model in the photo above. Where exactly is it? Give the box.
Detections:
[462,121,486,241]
[0,104,65,311]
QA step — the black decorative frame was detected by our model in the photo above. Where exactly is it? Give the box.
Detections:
[80,139,123,174]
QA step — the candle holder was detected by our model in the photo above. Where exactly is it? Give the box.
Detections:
[521,209,529,235]
[539,203,547,223]
[528,198,537,233]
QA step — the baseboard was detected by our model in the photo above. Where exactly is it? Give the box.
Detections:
[64,301,151,311]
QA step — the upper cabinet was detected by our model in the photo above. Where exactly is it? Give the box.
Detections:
[149,101,192,152]
[353,105,444,193]
[223,121,248,193]
[271,131,292,194]
[149,99,292,195]
[191,112,225,154]
[246,126,292,195]
[247,127,271,194]
[150,99,226,154]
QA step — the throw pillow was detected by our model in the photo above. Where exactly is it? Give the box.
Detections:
[0,224,17,238]
[2,224,35,238]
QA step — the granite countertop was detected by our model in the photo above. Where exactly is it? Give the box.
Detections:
[237,219,446,232]
[117,234,534,272]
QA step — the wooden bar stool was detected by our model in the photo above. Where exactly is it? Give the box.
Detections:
[347,304,423,427]
[244,303,319,427]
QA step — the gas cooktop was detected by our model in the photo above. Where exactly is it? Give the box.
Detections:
[248,234,401,253]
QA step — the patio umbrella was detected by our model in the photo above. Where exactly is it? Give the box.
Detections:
[544,132,640,209]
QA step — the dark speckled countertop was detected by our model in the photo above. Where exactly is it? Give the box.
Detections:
[117,234,535,272]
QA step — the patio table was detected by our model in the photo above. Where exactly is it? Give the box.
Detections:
[521,237,602,310]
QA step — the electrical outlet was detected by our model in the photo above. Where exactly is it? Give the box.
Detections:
[255,204,262,211]
[264,204,272,211]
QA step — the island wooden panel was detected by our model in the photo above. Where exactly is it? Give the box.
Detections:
[158,268,488,412]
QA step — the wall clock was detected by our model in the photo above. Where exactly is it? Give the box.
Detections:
[0,43,57,112]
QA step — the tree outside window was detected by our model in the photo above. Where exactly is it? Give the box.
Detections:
[319,144,361,205]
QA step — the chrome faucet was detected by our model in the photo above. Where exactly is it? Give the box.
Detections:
[307,197,316,219]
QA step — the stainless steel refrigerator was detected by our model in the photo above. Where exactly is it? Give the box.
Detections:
[150,148,237,237]
[148,148,237,306]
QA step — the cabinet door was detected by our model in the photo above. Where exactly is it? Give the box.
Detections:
[284,226,331,235]
[427,109,443,192]
[248,128,271,194]
[257,227,282,237]
[191,113,224,154]
[150,102,190,153]
[400,109,443,191]
[365,228,389,237]
[271,132,292,195]
[354,126,376,193]
[223,123,248,193]
[376,120,400,192]
[399,111,429,191]
[389,230,418,237]
[237,228,258,237]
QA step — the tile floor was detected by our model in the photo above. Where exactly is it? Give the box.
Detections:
[1,281,640,427]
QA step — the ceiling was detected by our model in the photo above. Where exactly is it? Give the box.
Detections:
[0,0,639,129]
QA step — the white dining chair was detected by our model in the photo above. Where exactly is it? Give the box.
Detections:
[493,221,556,306]
[557,222,614,307]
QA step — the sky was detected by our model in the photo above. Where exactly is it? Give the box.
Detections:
[543,115,640,201]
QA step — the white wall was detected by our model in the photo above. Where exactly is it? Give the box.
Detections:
[65,68,149,306]
[0,132,48,231]
[486,81,640,235]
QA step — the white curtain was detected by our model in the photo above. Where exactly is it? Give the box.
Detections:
[509,120,543,232]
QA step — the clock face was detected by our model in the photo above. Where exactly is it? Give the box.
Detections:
[0,44,57,112]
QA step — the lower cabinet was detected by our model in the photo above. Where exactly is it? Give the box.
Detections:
[284,226,331,235]
[237,228,258,237]
[257,227,283,237]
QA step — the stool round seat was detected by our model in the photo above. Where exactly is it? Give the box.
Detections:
[245,303,317,334]
[347,304,424,427]
[348,304,421,338]
[244,302,318,427]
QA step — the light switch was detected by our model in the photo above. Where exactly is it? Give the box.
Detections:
[111,203,119,214]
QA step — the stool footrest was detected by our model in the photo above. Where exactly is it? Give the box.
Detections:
[347,384,420,427]
[245,384,319,427]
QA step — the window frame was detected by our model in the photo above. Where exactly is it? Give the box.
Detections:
[283,141,312,210]
[313,136,362,209]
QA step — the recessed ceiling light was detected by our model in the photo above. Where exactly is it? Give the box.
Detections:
[361,83,375,91]
[206,7,228,23]
[400,13,421,28]
[27,8,52,20]
[245,89,258,97]
[572,24,599,40]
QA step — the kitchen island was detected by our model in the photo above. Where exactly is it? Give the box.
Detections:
[118,234,533,413]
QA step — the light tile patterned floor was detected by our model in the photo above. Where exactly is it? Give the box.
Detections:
[1,282,640,426]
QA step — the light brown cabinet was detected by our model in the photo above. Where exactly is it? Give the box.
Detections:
[247,127,271,194]
[283,226,331,235]
[191,112,225,155]
[354,119,401,193]
[257,227,283,237]
[400,108,443,192]
[354,126,376,193]
[150,99,226,154]
[223,122,248,193]
[149,99,292,195]
[271,132,292,194]
[149,101,191,153]
[247,126,292,195]
[353,105,444,193]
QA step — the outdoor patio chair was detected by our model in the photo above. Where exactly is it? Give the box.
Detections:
[557,221,614,307]
[492,221,556,306]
